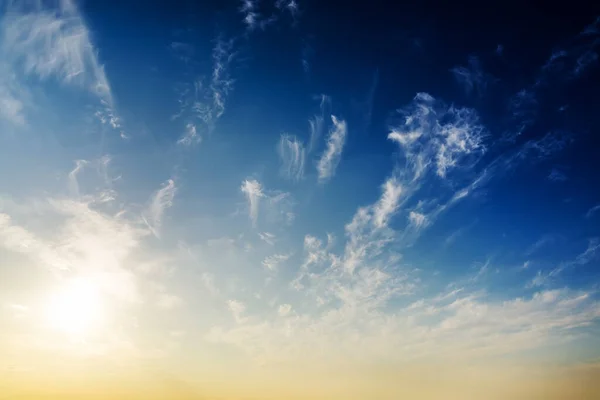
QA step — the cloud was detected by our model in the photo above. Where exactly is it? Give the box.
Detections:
[68,159,89,197]
[174,36,236,135]
[530,238,600,287]
[548,168,567,182]
[0,76,26,125]
[201,272,220,296]
[444,221,477,248]
[258,231,276,245]
[388,92,486,180]
[316,115,347,183]
[277,134,305,180]
[227,299,246,324]
[372,177,403,229]
[451,56,494,96]
[241,179,264,226]
[408,211,427,230]
[1,0,112,102]
[277,303,292,316]
[586,204,600,219]
[143,179,176,238]
[526,234,559,256]
[307,94,330,153]
[262,253,290,272]
[177,123,201,146]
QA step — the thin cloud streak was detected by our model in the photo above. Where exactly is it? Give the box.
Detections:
[278,134,305,181]
[143,179,177,238]
[316,115,347,183]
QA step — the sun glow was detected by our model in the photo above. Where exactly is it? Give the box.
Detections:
[45,277,105,337]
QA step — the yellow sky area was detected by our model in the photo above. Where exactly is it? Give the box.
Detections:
[2,358,600,400]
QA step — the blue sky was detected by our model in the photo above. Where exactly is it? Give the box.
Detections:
[1,1,600,398]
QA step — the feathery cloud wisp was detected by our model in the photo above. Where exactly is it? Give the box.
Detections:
[316,115,347,183]
[451,56,493,96]
[241,179,264,226]
[278,134,305,181]
[1,0,113,103]
[177,123,201,146]
[143,179,177,238]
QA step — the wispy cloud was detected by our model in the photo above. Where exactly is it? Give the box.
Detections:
[451,56,494,96]
[0,69,26,126]
[177,123,201,146]
[143,179,177,238]
[258,231,276,245]
[241,179,264,226]
[444,220,477,248]
[1,0,112,102]
[373,177,403,229]
[388,92,486,180]
[307,94,330,153]
[239,0,276,32]
[586,204,600,219]
[316,115,347,183]
[67,159,89,197]
[278,134,305,180]
[530,238,600,287]
[227,299,246,324]
[548,167,567,182]
[408,210,427,230]
[172,35,236,139]
[526,234,559,256]
[262,253,290,272]
[277,303,292,316]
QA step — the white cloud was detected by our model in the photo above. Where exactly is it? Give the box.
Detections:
[227,299,246,324]
[262,253,290,272]
[585,204,600,219]
[67,159,89,197]
[387,93,485,180]
[307,94,330,153]
[373,177,403,229]
[316,115,347,183]
[1,0,112,102]
[0,81,25,125]
[408,211,427,230]
[278,303,292,316]
[143,179,176,238]
[278,134,305,180]
[258,231,276,245]
[241,179,264,226]
[177,123,201,146]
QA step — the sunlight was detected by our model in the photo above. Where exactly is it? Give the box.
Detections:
[45,277,105,337]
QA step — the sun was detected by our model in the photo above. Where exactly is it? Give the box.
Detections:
[45,277,105,337]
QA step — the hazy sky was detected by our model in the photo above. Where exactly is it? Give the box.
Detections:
[1,1,600,399]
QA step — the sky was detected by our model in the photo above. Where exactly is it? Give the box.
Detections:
[1,0,600,399]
